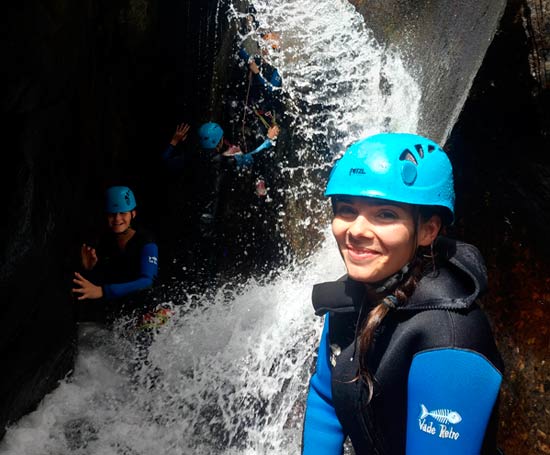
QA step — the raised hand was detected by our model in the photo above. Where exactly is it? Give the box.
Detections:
[170,123,191,146]
[81,243,98,270]
[267,124,280,140]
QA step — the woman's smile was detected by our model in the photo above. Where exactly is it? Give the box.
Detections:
[332,196,417,283]
[107,211,134,234]
[346,243,382,262]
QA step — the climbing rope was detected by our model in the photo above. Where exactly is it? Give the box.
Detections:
[240,70,254,154]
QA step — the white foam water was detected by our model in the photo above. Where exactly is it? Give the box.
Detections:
[1,238,344,455]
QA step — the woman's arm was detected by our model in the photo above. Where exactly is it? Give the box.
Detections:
[233,125,279,169]
[161,123,190,172]
[102,242,159,300]
[302,315,345,455]
[406,348,502,454]
[238,48,283,92]
[251,67,282,93]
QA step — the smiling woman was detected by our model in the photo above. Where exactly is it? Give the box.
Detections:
[72,186,159,322]
[302,133,504,455]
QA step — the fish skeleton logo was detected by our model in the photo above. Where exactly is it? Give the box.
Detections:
[418,404,462,440]
[420,404,462,424]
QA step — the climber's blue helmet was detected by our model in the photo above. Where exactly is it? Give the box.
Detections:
[325,133,455,224]
[198,122,224,150]
[105,186,137,213]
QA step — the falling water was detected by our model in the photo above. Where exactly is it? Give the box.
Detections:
[252,0,420,151]
[232,0,421,249]
[0,1,420,454]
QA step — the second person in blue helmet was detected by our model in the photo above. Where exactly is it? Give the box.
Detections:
[72,186,159,322]
[302,133,503,454]
[195,121,279,237]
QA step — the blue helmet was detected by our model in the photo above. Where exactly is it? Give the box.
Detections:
[198,122,224,149]
[105,186,136,213]
[325,133,455,223]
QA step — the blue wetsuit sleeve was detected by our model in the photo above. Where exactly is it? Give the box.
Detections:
[161,144,176,161]
[249,138,274,156]
[103,243,159,300]
[406,348,502,454]
[269,69,282,88]
[161,144,186,172]
[233,139,274,169]
[239,47,282,91]
[253,69,282,93]
[238,48,250,62]
[302,315,345,455]
[233,153,254,169]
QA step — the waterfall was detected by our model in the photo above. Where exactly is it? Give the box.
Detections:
[0,1,420,453]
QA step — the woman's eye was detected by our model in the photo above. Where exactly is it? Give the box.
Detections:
[378,210,398,220]
[336,205,356,216]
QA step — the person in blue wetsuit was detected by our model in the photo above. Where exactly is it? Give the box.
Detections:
[197,121,279,168]
[238,31,284,129]
[160,122,191,173]
[197,120,279,222]
[302,133,504,454]
[191,121,279,276]
[197,121,279,206]
[73,186,159,321]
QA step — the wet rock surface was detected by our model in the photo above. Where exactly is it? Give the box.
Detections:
[348,0,507,144]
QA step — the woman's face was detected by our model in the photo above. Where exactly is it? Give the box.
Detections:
[332,196,439,283]
[107,211,134,234]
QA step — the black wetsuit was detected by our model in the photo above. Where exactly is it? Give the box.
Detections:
[78,228,158,322]
[302,237,504,454]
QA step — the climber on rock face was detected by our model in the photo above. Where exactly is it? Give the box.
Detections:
[178,121,277,278]
[236,25,285,204]
[238,30,284,129]
[194,120,279,224]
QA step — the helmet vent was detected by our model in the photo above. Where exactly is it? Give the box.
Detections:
[427,144,436,153]
[413,144,425,158]
[400,149,418,165]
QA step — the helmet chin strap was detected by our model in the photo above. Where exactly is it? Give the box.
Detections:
[372,263,411,295]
